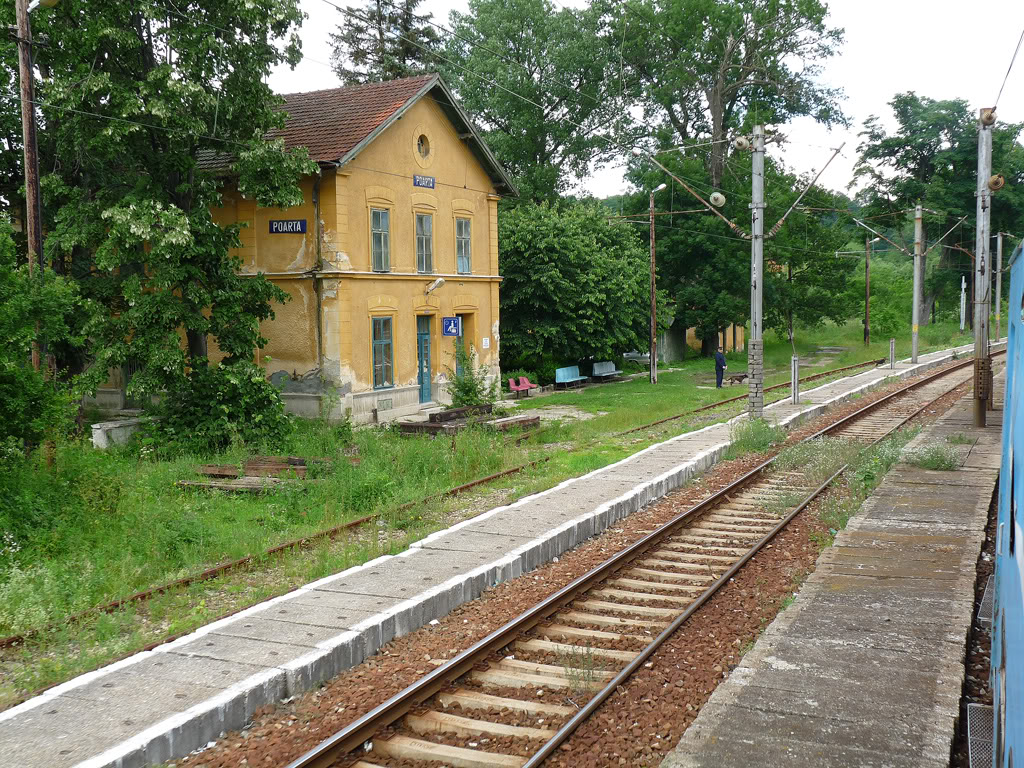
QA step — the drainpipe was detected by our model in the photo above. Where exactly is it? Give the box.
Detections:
[312,172,324,372]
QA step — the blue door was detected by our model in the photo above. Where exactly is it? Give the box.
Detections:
[455,314,465,377]
[417,316,432,403]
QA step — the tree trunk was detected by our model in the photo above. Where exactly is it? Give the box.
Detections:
[187,329,208,360]
[700,334,715,358]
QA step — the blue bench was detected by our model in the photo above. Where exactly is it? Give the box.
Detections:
[555,365,588,388]
[591,361,622,380]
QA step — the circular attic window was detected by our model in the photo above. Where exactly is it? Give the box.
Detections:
[417,134,430,158]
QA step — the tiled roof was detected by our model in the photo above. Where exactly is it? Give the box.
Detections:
[272,74,436,163]
[198,73,516,194]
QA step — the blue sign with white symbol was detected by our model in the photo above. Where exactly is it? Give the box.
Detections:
[269,219,307,234]
[413,175,435,189]
[442,317,462,337]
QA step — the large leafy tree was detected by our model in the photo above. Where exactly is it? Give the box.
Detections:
[0,23,23,231]
[443,0,626,202]
[499,201,667,369]
[329,0,440,85]
[854,93,1024,322]
[10,0,317,447]
[619,0,846,189]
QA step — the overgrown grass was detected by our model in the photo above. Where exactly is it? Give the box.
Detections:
[904,442,962,471]
[812,427,921,542]
[771,436,862,488]
[762,319,974,374]
[946,432,975,445]
[723,418,786,461]
[0,422,518,640]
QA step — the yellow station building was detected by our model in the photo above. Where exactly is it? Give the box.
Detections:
[199,74,517,423]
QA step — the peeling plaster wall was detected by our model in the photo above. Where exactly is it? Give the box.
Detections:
[206,96,505,421]
[331,97,502,401]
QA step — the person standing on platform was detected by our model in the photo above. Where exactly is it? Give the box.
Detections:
[714,346,727,388]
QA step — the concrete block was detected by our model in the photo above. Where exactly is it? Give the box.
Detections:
[281,630,361,694]
[171,632,314,668]
[91,418,146,450]
[122,653,265,690]
[211,616,357,648]
[0,695,141,768]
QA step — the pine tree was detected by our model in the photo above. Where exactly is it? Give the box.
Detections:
[329,0,440,85]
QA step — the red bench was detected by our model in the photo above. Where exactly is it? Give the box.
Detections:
[509,376,539,398]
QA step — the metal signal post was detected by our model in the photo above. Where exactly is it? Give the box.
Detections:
[974,108,995,427]
[748,125,765,418]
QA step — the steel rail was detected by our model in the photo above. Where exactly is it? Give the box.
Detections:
[284,352,997,768]
[522,351,999,766]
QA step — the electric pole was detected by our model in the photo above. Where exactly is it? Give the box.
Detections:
[15,0,44,372]
[748,125,765,419]
[649,185,665,384]
[974,108,995,427]
[864,236,871,345]
[995,232,1003,342]
[912,204,922,364]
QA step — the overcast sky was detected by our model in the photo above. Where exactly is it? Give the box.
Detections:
[269,0,1024,198]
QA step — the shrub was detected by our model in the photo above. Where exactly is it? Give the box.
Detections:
[445,343,497,408]
[0,215,82,450]
[874,305,900,338]
[905,442,961,471]
[723,418,786,460]
[145,359,291,455]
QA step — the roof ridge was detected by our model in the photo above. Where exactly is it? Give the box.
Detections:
[278,73,437,101]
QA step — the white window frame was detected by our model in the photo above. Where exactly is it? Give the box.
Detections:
[371,207,390,272]
[456,217,472,274]
[416,212,433,273]
[371,316,394,388]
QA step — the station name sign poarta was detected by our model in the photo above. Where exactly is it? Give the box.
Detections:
[269,219,307,234]
[413,175,435,189]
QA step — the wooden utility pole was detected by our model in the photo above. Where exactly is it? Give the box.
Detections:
[15,0,44,372]
[974,108,995,427]
[864,236,871,345]
[649,187,658,384]
[748,125,765,418]
[912,205,922,364]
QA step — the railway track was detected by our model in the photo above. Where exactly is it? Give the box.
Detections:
[284,353,1000,768]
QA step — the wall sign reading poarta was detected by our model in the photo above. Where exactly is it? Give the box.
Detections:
[269,219,307,234]
[413,175,436,189]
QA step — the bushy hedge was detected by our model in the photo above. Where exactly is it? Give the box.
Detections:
[143,359,291,455]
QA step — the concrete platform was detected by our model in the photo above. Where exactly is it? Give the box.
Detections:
[661,376,1004,768]
[0,342,1000,768]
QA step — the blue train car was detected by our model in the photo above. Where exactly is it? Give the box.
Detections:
[993,239,1024,766]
